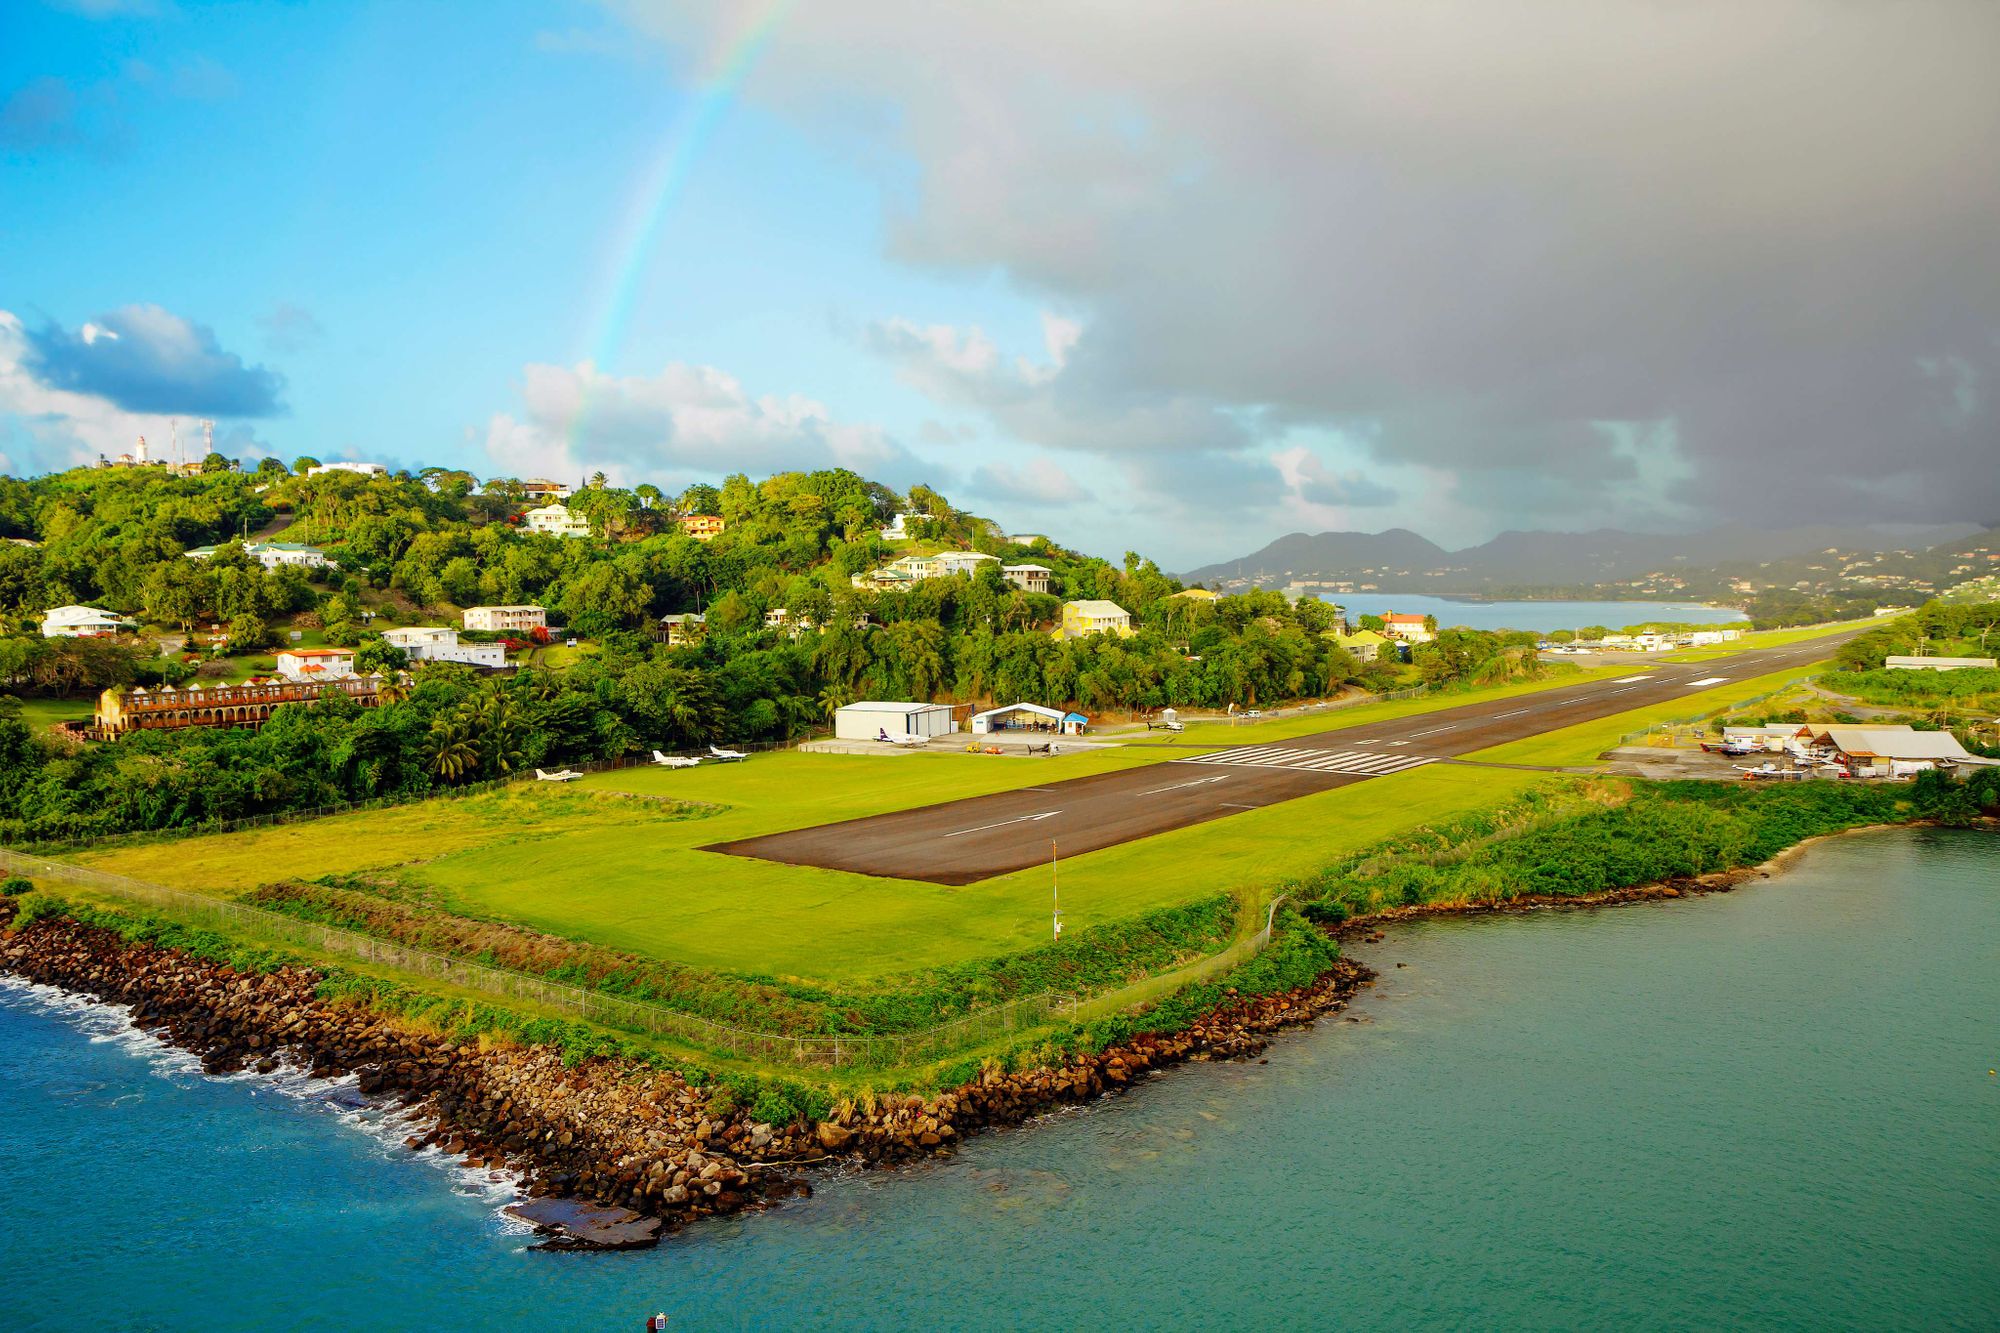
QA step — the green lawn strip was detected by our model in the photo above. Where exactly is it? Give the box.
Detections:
[14,697,93,733]
[1465,660,1836,767]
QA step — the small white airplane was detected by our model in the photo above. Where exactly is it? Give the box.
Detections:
[1733,763,1805,780]
[708,744,749,762]
[651,750,701,769]
[535,767,582,782]
[877,729,926,747]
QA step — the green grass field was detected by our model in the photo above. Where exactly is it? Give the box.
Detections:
[13,697,93,732]
[78,744,1539,986]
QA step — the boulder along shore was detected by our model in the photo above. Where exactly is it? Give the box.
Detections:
[0,897,1372,1249]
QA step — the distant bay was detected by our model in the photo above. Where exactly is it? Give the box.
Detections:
[1303,591,1749,633]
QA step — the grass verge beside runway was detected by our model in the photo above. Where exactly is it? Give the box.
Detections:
[1659,620,1865,663]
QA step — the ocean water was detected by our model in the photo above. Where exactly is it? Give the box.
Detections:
[1311,593,1747,633]
[1,826,1993,1331]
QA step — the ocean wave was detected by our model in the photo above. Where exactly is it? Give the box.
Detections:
[0,972,532,1232]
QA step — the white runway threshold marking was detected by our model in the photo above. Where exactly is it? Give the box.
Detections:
[943,810,1062,839]
[1687,677,1729,687]
[1175,746,1435,775]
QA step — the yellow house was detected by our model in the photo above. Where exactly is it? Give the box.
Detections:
[1326,628,1390,663]
[1170,588,1220,602]
[1060,599,1134,639]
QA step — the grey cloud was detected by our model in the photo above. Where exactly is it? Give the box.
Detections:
[23,305,287,416]
[612,0,2000,531]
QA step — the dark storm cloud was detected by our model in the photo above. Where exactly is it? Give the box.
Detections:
[618,0,2000,530]
[24,305,286,416]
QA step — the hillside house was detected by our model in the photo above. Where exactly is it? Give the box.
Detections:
[305,462,387,478]
[519,478,573,502]
[678,514,727,541]
[1002,563,1053,594]
[659,612,707,646]
[381,626,507,668]
[1327,628,1389,663]
[40,605,130,637]
[463,605,547,633]
[185,540,331,570]
[1061,599,1133,639]
[275,647,357,681]
[1379,612,1435,644]
[524,503,591,538]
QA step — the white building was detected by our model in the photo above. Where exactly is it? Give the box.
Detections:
[969,702,1086,736]
[276,647,357,681]
[1687,628,1744,645]
[520,478,574,503]
[1808,725,1977,777]
[186,540,330,570]
[1002,563,1053,594]
[879,512,911,540]
[381,626,508,668]
[1885,655,1996,671]
[40,604,130,637]
[833,700,957,742]
[463,605,546,632]
[1379,613,1435,644]
[306,462,388,478]
[524,503,591,538]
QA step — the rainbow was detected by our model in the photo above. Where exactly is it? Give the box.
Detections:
[562,0,796,458]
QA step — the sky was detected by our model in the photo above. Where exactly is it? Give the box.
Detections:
[3,0,1996,568]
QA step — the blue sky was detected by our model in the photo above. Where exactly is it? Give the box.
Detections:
[4,2,1994,566]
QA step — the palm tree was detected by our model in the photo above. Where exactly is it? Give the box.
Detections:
[817,682,855,720]
[426,715,478,783]
[471,694,524,776]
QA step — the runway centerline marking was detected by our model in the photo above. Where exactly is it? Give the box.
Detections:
[942,810,1062,839]
[1493,708,1531,718]
[1613,675,1656,683]
[1409,725,1457,737]
[1141,774,1230,795]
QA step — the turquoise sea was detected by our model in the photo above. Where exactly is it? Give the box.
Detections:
[1,826,1993,1331]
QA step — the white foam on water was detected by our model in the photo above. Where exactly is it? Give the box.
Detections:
[0,972,532,1231]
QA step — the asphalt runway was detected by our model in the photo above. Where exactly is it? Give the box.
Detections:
[706,633,1857,885]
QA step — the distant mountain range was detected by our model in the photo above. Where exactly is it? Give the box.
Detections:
[1180,523,1988,594]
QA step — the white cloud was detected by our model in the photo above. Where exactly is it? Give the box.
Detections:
[970,456,1087,506]
[0,310,186,470]
[481,359,921,486]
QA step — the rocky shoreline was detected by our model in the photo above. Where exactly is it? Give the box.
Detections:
[0,895,1372,1249]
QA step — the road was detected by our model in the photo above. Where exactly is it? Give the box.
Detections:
[706,633,1853,885]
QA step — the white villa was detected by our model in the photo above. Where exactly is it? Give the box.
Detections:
[524,503,591,538]
[305,462,388,478]
[40,604,130,637]
[276,647,358,681]
[1002,563,1052,594]
[463,605,547,632]
[381,626,508,668]
[186,540,331,571]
